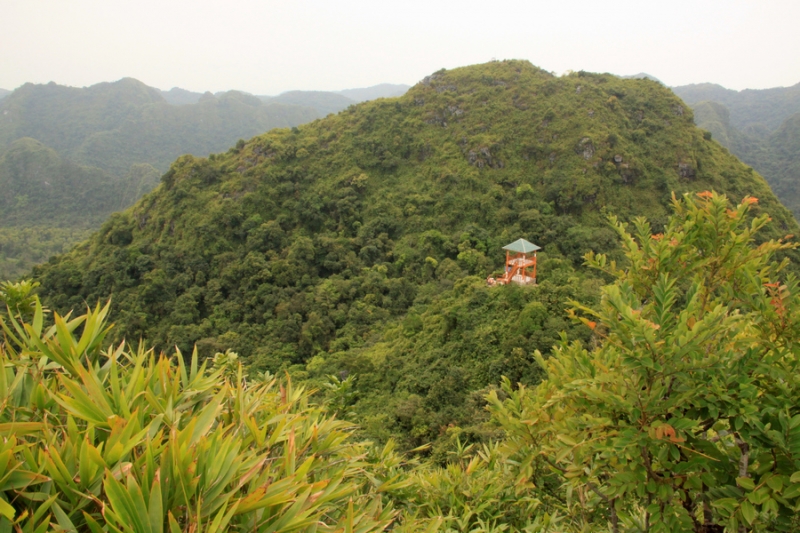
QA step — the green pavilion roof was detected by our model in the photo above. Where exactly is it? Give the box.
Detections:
[502,238,541,254]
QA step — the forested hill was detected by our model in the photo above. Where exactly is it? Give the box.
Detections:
[34,60,798,448]
[0,78,320,176]
[673,82,800,218]
[0,77,408,279]
[0,138,149,228]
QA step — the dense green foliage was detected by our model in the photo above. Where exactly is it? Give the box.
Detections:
[0,298,418,532]
[6,192,800,532]
[34,61,798,450]
[485,192,800,531]
[674,82,800,219]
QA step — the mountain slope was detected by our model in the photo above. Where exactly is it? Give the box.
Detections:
[0,79,321,277]
[34,60,798,447]
[759,113,800,216]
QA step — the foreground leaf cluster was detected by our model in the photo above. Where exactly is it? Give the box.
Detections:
[489,193,800,531]
[0,301,407,532]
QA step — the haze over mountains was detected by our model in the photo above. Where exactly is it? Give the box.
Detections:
[673,82,800,218]
[3,66,800,285]
[160,83,410,112]
[0,78,409,278]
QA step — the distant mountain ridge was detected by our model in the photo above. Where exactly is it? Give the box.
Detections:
[161,83,411,114]
[160,86,204,105]
[0,78,319,174]
[336,83,410,102]
[0,88,10,101]
[260,91,355,116]
[673,81,800,218]
[674,81,800,132]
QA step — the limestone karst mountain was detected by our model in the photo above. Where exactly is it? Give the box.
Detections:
[33,60,798,446]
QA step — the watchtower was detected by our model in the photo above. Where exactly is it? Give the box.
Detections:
[496,238,540,285]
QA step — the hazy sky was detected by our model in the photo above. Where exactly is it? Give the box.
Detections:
[2,0,798,94]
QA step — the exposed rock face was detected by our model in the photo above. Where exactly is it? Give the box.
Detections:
[578,137,594,160]
[467,146,503,169]
[678,162,696,180]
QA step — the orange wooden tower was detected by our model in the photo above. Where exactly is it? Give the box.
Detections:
[494,238,540,286]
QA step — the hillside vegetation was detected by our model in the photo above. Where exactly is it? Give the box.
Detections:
[32,61,798,451]
[4,192,800,532]
[674,82,800,218]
